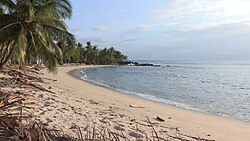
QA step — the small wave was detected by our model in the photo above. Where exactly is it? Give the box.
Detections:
[80,77,111,88]
[80,70,88,78]
[129,91,199,111]
[79,74,199,112]
[162,65,204,71]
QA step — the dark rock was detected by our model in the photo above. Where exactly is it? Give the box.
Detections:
[156,116,165,122]
[118,61,161,67]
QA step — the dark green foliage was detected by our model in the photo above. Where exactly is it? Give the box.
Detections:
[64,41,128,65]
[0,0,75,73]
[0,7,3,14]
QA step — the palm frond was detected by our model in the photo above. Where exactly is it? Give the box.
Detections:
[0,0,75,72]
[28,30,42,60]
[0,14,19,27]
[32,29,58,73]
[38,17,68,30]
[0,22,20,44]
[35,0,72,19]
[42,24,75,46]
[35,0,58,17]
[46,36,63,62]
[16,27,28,68]
[54,0,72,19]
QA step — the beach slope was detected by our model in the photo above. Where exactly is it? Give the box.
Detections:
[40,65,250,141]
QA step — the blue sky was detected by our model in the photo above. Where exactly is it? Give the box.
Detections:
[66,0,250,60]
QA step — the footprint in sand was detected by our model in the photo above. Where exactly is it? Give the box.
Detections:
[47,108,53,111]
[46,118,53,123]
[76,99,82,103]
[43,101,50,107]
[57,109,65,113]
[89,99,99,105]
[60,107,70,111]
[114,125,125,131]
[38,94,44,98]
[128,131,143,139]
[39,111,45,115]
[74,111,83,115]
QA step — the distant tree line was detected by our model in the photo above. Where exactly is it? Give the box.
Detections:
[57,41,128,65]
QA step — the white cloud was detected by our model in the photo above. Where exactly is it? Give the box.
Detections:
[164,22,177,26]
[153,0,250,19]
[180,23,221,31]
[152,0,250,32]
[123,24,156,34]
[209,0,250,17]
[92,25,108,32]
[179,19,250,32]
[119,38,136,43]
[135,24,155,31]
[153,0,211,18]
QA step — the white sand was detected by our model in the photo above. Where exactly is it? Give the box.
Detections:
[35,65,250,140]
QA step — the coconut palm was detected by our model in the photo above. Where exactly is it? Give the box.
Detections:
[84,41,93,64]
[0,0,75,72]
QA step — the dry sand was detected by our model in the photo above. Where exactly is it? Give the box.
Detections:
[33,65,250,141]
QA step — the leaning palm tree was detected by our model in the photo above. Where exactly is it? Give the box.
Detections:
[0,0,75,72]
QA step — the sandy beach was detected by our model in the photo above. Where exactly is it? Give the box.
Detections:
[33,65,250,140]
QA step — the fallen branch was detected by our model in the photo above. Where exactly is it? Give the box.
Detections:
[27,82,55,94]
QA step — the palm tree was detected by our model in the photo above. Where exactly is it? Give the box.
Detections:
[84,41,94,64]
[114,50,128,62]
[99,47,109,65]
[77,42,85,63]
[109,47,116,58]
[107,47,116,64]
[0,0,75,72]
[92,45,99,64]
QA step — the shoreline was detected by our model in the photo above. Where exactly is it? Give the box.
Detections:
[42,65,250,141]
[70,66,250,125]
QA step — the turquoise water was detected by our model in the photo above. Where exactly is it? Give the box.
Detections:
[77,61,250,122]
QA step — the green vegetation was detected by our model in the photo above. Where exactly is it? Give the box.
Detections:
[0,0,75,73]
[58,41,128,65]
[0,0,127,72]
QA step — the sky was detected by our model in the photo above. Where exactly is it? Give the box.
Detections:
[66,0,250,60]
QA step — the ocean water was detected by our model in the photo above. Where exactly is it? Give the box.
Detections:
[77,61,250,122]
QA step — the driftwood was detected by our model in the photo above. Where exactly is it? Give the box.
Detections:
[0,68,54,93]
[0,69,43,83]
[41,77,57,82]
[129,104,145,108]
[27,82,55,94]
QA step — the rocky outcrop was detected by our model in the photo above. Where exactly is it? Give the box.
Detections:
[118,61,161,67]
